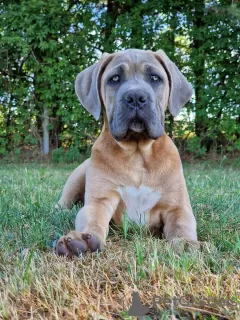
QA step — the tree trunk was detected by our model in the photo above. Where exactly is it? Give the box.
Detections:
[191,0,207,137]
[42,107,49,155]
[102,0,118,52]
[130,0,144,49]
[166,10,178,139]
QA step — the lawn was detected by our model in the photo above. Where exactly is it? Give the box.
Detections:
[0,161,239,319]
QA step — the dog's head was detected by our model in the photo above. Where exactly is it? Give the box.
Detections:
[75,49,192,141]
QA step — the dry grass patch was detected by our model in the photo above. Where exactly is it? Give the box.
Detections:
[1,237,240,319]
[0,162,239,319]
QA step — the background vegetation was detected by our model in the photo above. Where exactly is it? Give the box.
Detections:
[0,0,239,159]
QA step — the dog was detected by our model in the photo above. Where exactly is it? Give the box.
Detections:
[55,49,199,257]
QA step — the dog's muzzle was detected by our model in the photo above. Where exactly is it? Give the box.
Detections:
[122,90,148,133]
[123,89,150,110]
[110,88,163,141]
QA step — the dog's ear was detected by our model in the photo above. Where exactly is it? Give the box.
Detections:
[75,53,110,120]
[155,50,193,117]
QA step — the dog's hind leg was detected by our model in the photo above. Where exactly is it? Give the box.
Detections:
[57,158,90,209]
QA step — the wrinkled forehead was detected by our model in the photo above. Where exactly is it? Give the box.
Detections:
[104,50,167,76]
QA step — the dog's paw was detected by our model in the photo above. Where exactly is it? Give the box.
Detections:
[170,238,201,253]
[55,231,102,258]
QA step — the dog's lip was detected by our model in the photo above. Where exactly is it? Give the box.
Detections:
[129,119,145,133]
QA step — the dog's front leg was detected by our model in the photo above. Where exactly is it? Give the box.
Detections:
[57,159,90,209]
[162,208,200,250]
[55,194,120,257]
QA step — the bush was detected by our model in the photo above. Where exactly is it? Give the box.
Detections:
[51,146,84,163]
[186,136,207,158]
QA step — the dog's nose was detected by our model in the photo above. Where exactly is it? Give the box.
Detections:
[123,90,149,109]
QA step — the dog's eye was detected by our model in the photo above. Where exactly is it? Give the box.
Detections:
[150,75,161,82]
[109,75,120,83]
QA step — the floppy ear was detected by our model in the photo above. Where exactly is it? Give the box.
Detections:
[75,53,110,120]
[155,50,193,117]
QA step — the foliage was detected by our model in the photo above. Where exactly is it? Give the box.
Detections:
[0,0,239,157]
[51,146,85,163]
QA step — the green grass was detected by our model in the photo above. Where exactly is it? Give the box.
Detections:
[0,162,239,319]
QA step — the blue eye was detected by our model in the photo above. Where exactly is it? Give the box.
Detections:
[109,75,120,83]
[150,75,161,82]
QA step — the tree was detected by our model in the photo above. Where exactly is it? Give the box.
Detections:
[1,0,239,158]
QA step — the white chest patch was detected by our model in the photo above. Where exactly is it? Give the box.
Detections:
[117,186,161,225]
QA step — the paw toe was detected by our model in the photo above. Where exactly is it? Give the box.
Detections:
[55,232,102,257]
[66,237,88,255]
[55,238,71,257]
[82,233,101,252]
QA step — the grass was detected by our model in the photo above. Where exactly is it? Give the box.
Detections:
[0,161,239,319]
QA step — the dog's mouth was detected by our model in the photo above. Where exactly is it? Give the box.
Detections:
[128,119,145,133]
[121,119,149,141]
[110,112,163,141]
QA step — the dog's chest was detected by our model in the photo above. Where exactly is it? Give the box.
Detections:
[117,186,161,225]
